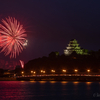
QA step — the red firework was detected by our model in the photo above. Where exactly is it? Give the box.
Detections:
[0,17,27,58]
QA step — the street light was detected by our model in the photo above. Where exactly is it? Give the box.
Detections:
[21,71,24,76]
[51,70,55,73]
[41,70,45,74]
[41,70,43,73]
[21,71,24,74]
[31,71,33,73]
[43,71,45,73]
[33,71,36,74]
[74,69,78,72]
[87,69,90,72]
[62,69,66,73]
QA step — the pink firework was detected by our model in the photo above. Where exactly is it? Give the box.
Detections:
[0,17,27,58]
[20,60,24,68]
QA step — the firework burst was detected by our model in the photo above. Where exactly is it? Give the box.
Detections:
[0,17,27,58]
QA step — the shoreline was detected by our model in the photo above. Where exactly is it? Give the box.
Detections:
[0,77,100,82]
[0,77,16,81]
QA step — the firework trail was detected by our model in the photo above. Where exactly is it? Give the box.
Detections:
[20,60,24,68]
[0,17,27,58]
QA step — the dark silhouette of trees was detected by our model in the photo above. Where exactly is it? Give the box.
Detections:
[24,50,100,74]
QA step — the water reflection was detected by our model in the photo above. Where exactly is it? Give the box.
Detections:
[86,82,92,90]
[61,81,68,84]
[86,82,92,85]
[73,81,79,85]
[39,81,46,84]
[49,81,56,84]
[30,81,36,83]
[0,81,99,100]
[21,81,25,82]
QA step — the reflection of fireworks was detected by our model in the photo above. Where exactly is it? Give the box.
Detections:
[0,17,27,58]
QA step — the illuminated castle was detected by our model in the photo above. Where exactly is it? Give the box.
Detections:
[64,39,88,56]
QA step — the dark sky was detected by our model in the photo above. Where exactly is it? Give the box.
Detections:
[0,0,100,63]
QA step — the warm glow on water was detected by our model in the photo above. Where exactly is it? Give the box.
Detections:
[0,81,99,100]
[86,82,92,85]
[73,81,79,85]
[49,81,56,83]
[21,81,25,82]
[61,81,68,84]
[30,81,36,83]
[39,81,46,84]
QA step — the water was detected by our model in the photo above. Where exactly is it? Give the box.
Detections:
[0,81,100,100]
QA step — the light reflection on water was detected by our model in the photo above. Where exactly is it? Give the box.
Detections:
[49,81,56,84]
[39,81,46,84]
[0,81,99,100]
[61,81,68,84]
[86,82,92,85]
[21,81,25,82]
[73,81,79,85]
[86,82,92,90]
[30,81,36,83]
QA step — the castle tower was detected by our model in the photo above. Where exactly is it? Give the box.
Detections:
[64,39,85,56]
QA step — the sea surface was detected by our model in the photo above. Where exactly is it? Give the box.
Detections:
[0,81,100,100]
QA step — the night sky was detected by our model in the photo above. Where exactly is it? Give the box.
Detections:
[0,0,100,64]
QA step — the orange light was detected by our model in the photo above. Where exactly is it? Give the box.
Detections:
[41,70,45,73]
[50,81,56,83]
[33,71,36,74]
[31,71,33,73]
[61,81,67,84]
[43,71,45,73]
[41,70,43,73]
[75,69,78,72]
[62,70,66,72]
[40,81,46,84]
[73,81,79,84]
[51,70,55,73]
[21,71,24,74]
[86,82,91,85]
[87,69,90,72]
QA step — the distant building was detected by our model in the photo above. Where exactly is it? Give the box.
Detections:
[64,39,88,56]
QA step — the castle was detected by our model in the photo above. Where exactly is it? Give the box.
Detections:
[64,39,88,56]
